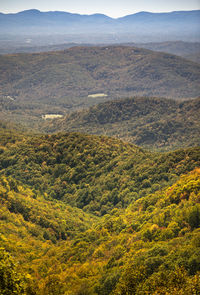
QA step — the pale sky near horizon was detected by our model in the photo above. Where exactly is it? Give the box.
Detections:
[0,0,200,18]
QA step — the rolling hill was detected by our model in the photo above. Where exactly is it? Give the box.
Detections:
[0,124,200,294]
[1,46,199,101]
[0,41,200,65]
[126,41,200,64]
[43,96,200,151]
[0,46,200,131]
[1,124,200,214]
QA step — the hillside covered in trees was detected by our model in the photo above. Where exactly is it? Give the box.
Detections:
[0,123,200,294]
[1,46,200,133]
[1,125,200,214]
[1,46,200,101]
[43,96,200,151]
[0,46,200,121]
[0,41,199,65]
[127,41,200,64]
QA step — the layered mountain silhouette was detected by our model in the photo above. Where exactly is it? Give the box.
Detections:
[0,9,200,42]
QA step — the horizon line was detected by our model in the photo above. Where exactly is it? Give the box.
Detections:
[0,8,199,19]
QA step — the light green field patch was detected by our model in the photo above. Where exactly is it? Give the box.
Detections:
[88,93,108,98]
[42,114,63,120]
[6,95,15,101]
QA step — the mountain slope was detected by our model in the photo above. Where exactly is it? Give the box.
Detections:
[125,41,200,64]
[0,123,200,294]
[43,97,200,151]
[1,41,200,65]
[0,46,200,129]
[0,174,96,294]
[1,125,200,215]
[1,164,200,294]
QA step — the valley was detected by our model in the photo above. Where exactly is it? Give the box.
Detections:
[0,7,200,295]
[0,125,200,294]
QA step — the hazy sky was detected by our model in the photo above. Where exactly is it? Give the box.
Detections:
[1,0,200,17]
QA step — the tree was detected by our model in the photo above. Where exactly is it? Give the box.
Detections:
[0,248,27,294]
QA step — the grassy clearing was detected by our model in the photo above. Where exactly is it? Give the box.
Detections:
[88,93,108,98]
[42,114,63,119]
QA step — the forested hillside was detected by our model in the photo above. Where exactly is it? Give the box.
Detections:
[1,41,199,65]
[0,123,200,294]
[1,126,200,215]
[0,46,200,109]
[1,46,200,132]
[43,96,200,151]
[128,41,200,63]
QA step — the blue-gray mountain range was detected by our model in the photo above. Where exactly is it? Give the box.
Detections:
[0,9,200,42]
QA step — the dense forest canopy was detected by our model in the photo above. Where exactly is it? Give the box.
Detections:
[43,96,200,151]
[1,127,200,215]
[0,122,200,294]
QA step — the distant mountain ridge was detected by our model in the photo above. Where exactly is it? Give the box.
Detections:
[0,9,199,42]
[2,8,199,21]
[0,41,199,64]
